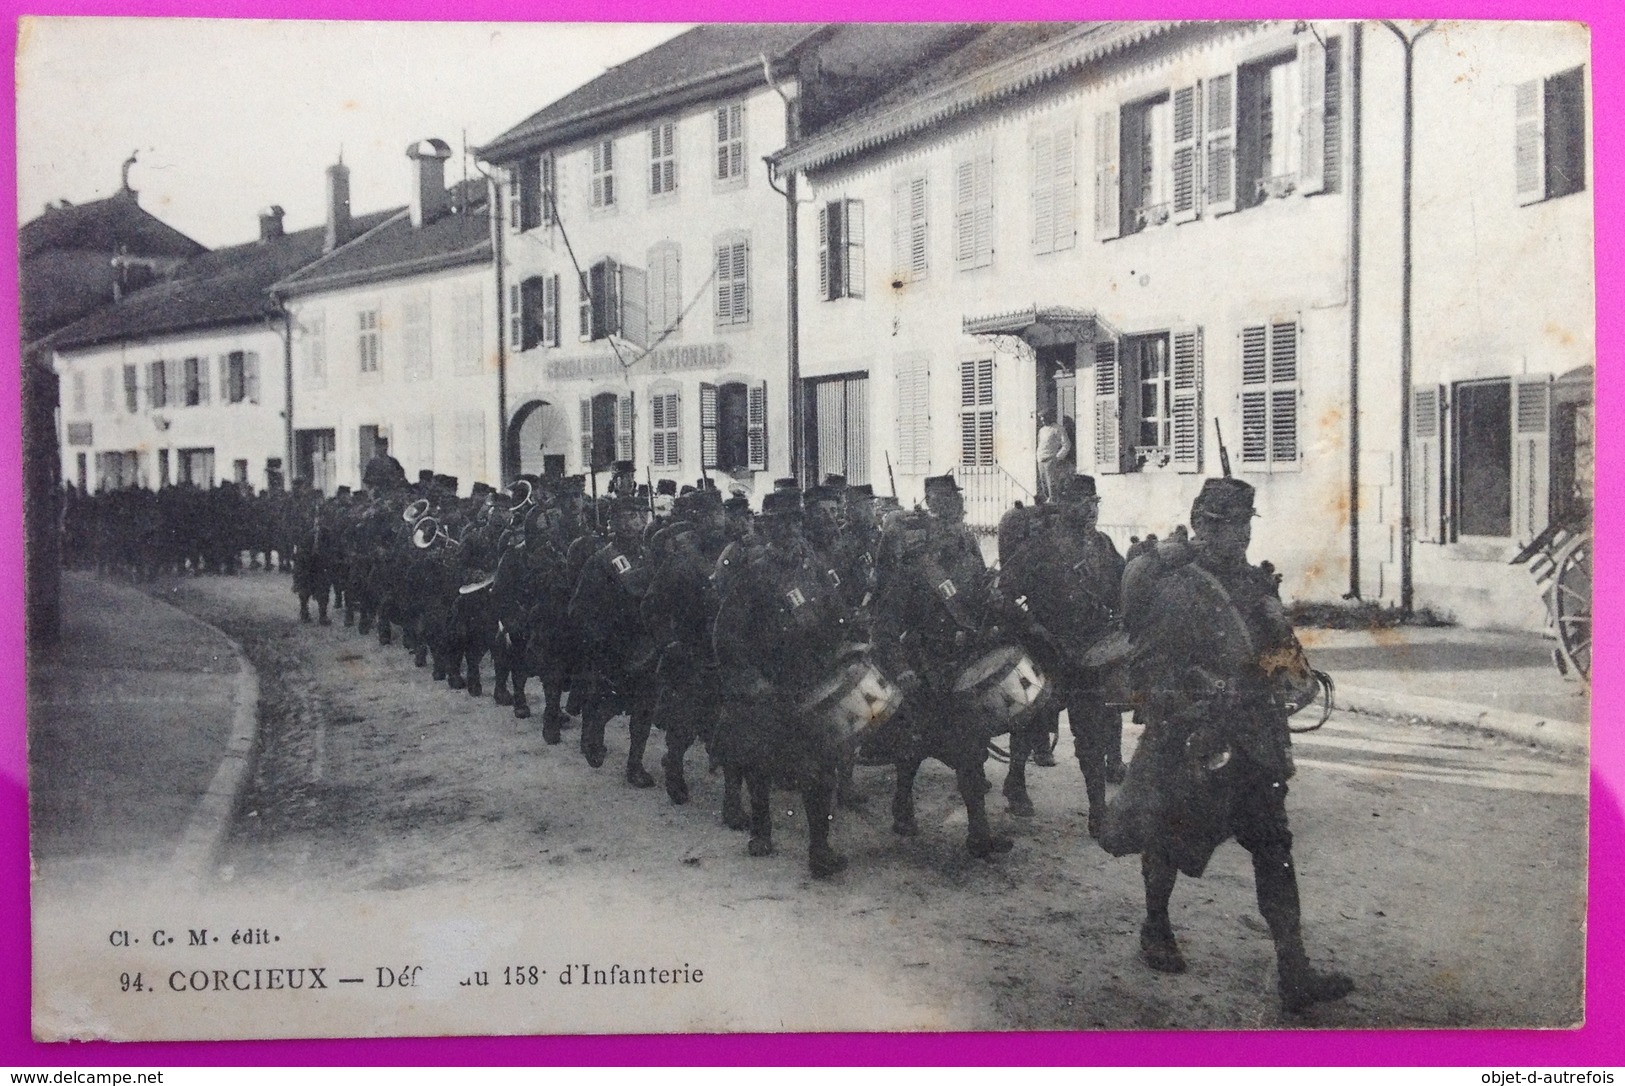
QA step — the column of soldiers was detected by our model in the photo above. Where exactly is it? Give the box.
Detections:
[60,479,297,580]
[64,458,1353,1014]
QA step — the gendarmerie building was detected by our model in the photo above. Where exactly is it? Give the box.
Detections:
[773,20,1592,627]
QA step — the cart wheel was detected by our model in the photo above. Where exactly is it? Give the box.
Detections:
[1554,535,1592,682]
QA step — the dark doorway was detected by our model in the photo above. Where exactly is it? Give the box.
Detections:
[296,429,337,494]
[590,392,618,471]
[1453,379,1512,538]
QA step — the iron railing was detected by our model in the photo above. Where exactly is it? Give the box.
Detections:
[951,463,1035,536]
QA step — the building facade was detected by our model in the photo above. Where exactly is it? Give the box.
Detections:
[277,145,499,495]
[776,20,1592,626]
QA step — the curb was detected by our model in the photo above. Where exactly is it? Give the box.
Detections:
[1333,681,1587,756]
[157,597,261,887]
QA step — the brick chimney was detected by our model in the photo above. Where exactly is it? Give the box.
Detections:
[407,138,452,228]
[258,205,285,241]
[324,161,352,252]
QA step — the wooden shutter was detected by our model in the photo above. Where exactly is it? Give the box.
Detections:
[244,351,261,404]
[518,156,542,231]
[1511,376,1553,544]
[1094,109,1120,241]
[166,359,184,406]
[650,390,680,467]
[520,277,543,351]
[907,176,928,278]
[1298,35,1329,195]
[661,247,681,332]
[895,355,930,475]
[1412,386,1444,543]
[219,355,231,404]
[579,397,594,470]
[509,284,523,349]
[1204,72,1238,216]
[1171,83,1202,222]
[1053,119,1077,250]
[616,393,635,463]
[1170,327,1204,472]
[197,355,211,404]
[619,264,648,348]
[700,382,719,469]
[543,275,560,348]
[747,381,769,471]
[147,361,162,408]
[1239,324,1270,468]
[1268,320,1299,465]
[541,154,557,225]
[1032,124,1056,254]
[1514,78,1546,205]
[579,272,592,340]
[845,199,865,297]
[818,203,831,300]
[953,153,993,270]
[1093,340,1122,474]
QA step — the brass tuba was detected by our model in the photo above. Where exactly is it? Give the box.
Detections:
[402,498,431,524]
[506,478,535,518]
[412,515,456,550]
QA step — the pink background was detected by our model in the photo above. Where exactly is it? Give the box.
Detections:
[1,0,1617,1066]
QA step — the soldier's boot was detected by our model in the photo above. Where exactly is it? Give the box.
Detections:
[804,783,847,878]
[299,599,312,623]
[625,709,656,788]
[432,650,448,682]
[662,729,692,805]
[1255,850,1354,1013]
[493,672,513,707]
[721,766,750,830]
[464,654,483,698]
[447,658,467,691]
[564,686,583,717]
[1074,703,1112,839]
[746,774,774,857]
[1105,711,1127,784]
[541,707,564,744]
[317,601,331,627]
[890,758,922,837]
[1139,850,1186,974]
[1002,729,1036,818]
[960,764,1014,858]
[1030,705,1060,767]
[579,712,608,769]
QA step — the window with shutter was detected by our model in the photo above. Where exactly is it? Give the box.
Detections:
[715,237,751,326]
[1412,386,1444,544]
[895,354,931,475]
[1121,95,1172,234]
[699,382,719,469]
[517,155,543,231]
[1297,36,1328,195]
[520,277,543,351]
[183,357,200,406]
[650,387,680,468]
[818,203,831,300]
[649,121,677,195]
[541,154,557,225]
[244,351,261,405]
[357,308,381,374]
[579,273,592,342]
[166,359,183,408]
[148,361,164,409]
[303,312,327,386]
[716,103,745,182]
[580,397,594,471]
[959,358,995,466]
[1093,340,1122,473]
[819,199,864,300]
[1518,67,1587,205]
[1238,319,1301,472]
[402,291,432,380]
[509,284,523,350]
[954,150,994,270]
[647,243,682,336]
[124,364,138,414]
[591,139,615,208]
[891,173,929,283]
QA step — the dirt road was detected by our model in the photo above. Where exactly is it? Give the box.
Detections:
[150,570,1587,1034]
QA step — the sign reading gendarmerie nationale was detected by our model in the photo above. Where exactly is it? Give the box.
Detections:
[544,342,733,382]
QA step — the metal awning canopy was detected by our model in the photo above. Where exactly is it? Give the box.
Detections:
[962,305,1116,348]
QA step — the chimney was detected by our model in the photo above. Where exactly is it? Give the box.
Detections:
[324,161,352,252]
[258,205,285,241]
[407,139,452,228]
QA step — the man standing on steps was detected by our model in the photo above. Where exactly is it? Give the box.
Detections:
[1035,410,1069,504]
[1103,476,1354,1015]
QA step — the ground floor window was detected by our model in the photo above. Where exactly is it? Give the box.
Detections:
[806,373,870,485]
[1414,375,1555,545]
[700,380,767,473]
[178,448,215,487]
[296,429,337,494]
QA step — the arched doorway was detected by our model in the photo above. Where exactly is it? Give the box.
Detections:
[507,399,569,481]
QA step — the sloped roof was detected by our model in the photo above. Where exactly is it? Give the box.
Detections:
[53,209,397,351]
[20,191,205,261]
[275,181,491,296]
[478,23,826,160]
[775,21,1183,172]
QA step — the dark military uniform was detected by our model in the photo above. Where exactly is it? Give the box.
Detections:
[865,474,1013,858]
[997,475,1125,830]
[1101,477,1353,1014]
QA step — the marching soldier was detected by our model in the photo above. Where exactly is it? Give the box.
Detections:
[1102,477,1353,1014]
[997,473,1125,833]
[867,473,1013,859]
[568,495,658,785]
